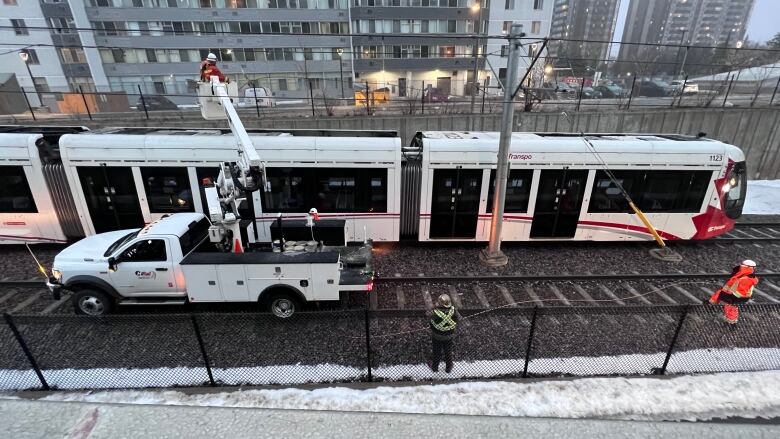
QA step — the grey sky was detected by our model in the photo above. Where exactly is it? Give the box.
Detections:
[612,0,779,46]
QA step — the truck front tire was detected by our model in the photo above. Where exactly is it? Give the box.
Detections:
[267,292,300,319]
[72,289,114,316]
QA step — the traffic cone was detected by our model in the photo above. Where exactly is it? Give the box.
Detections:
[233,239,243,253]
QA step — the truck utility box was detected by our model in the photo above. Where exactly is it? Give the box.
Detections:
[180,251,342,302]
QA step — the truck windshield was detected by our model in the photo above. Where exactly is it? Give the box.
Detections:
[103,230,139,257]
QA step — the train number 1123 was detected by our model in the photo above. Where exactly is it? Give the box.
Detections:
[709,154,723,162]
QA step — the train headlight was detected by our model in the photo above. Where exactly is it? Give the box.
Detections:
[722,182,732,193]
[729,177,737,186]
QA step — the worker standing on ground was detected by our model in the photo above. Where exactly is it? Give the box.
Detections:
[200,53,227,82]
[709,260,759,324]
[428,294,461,373]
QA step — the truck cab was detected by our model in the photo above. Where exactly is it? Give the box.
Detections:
[47,213,372,317]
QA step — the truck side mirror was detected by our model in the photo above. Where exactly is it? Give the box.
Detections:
[108,257,118,272]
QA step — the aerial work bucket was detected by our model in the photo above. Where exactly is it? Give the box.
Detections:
[198,80,239,120]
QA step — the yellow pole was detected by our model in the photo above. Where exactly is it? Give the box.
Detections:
[628,201,666,248]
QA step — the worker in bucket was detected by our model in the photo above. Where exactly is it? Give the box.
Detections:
[427,293,461,373]
[709,260,759,324]
[200,53,227,83]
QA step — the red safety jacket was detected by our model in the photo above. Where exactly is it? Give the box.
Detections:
[200,62,226,82]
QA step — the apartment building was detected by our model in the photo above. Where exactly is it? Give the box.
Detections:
[548,0,622,71]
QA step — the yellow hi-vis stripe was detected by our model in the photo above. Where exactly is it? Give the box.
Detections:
[432,307,456,331]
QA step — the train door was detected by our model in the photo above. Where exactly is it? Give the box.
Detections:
[530,169,588,238]
[429,168,482,238]
[77,166,144,234]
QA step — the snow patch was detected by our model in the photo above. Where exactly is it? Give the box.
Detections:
[744,180,780,214]
[11,371,780,422]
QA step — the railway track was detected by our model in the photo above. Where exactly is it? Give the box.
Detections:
[713,223,780,242]
[3,271,780,316]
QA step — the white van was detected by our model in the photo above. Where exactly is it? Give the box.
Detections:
[243,87,275,108]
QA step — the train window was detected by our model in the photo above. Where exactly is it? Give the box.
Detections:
[196,167,221,215]
[0,166,37,213]
[724,162,746,219]
[264,168,387,213]
[487,169,533,213]
[120,239,167,262]
[639,171,712,212]
[588,170,642,213]
[141,167,194,213]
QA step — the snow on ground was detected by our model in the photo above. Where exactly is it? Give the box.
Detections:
[6,370,779,422]
[744,180,780,214]
[1,347,779,390]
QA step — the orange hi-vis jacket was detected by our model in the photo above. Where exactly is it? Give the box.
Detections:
[724,269,758,299]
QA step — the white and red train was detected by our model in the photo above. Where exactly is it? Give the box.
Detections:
[0,126,746,245]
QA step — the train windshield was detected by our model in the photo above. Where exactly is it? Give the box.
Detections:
[724,161,747,219]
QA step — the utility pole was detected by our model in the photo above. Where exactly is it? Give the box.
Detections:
[470,1,484,114]
[337,48,345,100]
[480,23,522,267]
[676,30,688,78]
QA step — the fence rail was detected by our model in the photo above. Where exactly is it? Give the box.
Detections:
[1,304,779,391]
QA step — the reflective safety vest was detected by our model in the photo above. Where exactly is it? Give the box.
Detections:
[431,306,457,332]
[724,274,758,299]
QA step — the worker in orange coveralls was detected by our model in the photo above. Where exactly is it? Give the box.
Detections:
[709,260,759,324]
[200,53,227,82]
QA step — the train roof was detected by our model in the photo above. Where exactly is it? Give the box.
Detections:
[0,133,41,161]
[91,127,398,138]
[419,131,715,142]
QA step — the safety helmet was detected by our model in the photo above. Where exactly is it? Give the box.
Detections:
[741,259,757,267]
[206,53,218,62]
[438,294,452,307]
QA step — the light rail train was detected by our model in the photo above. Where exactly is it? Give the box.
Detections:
[0,126,746,244]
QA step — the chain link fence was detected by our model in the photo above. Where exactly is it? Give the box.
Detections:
[1,304,779,391]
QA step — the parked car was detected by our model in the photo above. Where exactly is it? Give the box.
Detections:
[636,81,670,97]
[242,87,276,108]
[581,87,602,99]
[670,80,700,95]
[136,95,178,111]
[423,87,450,103]
[594,85,627,98]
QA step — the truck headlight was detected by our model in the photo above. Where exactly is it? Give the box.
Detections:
[52,269,62,282]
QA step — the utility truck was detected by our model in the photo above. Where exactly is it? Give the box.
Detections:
[46,76,373,317]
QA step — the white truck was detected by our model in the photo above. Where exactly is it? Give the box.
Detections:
[47,76,374,317]
[47,212,372,317]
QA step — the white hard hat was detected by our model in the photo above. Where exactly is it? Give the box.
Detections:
[309,208,318,214]
[741,259,757,267]
[206,53,217,62]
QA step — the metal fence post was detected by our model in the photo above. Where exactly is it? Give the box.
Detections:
[676,75,689,108]
[79,85,93,121]
[481,77,488,114]
[252,80,261,118]
[20,87,36,121]
[136,85,149,120]
[365,81,370,116]
[770,76,780,106]
[522,306,539,378]
[722,76,735,108]
[626,76,637,110]
[421,81,425,115]
[3,313,48,390]
[364,307,373,382]
[308,79,316,117]
[656,306,690,376]
[576,77,585,111]
[190,315,216,387]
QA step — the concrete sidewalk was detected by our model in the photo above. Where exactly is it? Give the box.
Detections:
[2,399,779,439]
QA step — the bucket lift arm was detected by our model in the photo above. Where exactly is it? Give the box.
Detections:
[200,76,266,251]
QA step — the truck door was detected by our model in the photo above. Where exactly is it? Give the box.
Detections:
[109,237,177,296]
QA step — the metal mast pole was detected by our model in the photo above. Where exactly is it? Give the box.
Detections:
[470,2,484,113]
[481,23,522,267]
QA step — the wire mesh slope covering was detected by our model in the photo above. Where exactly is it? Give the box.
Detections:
[666,304,780,373]
[194,311,368,386]
[0,319,40,390]
[525,306,684,377]
[10,314,209,390]
[368,308,534,381]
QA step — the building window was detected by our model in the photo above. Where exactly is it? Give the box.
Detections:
[502,21,512,34]
[48,17,76,34]
[11,19,27,35]
[531,21,541,34]
[500,45,508,57]
[533,0,543,10]
[0,166,37,213]
[59,48,88,64]
[21,49,39,65]
[3,0,18,5]
[33,78,50,93]
[68,77,96,93]
[504,0,514,9]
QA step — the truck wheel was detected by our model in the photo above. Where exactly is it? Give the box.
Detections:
[72,289,114,316]
[267,292,299,319]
